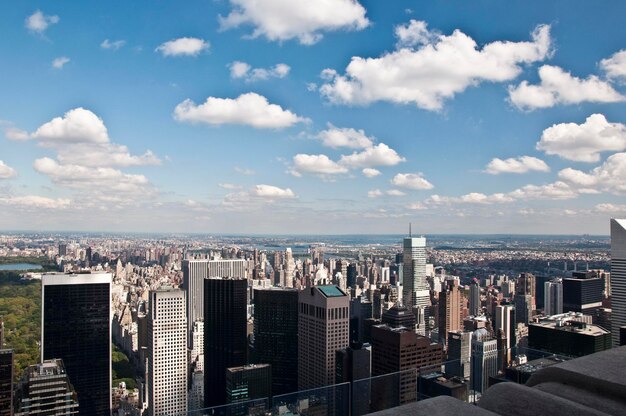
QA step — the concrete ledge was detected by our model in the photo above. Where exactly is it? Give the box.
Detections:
[478,382,610,416]
[532,381,626,416]
[366,396,498,416]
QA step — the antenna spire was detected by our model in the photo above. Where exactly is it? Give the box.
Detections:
[409,222,412,237]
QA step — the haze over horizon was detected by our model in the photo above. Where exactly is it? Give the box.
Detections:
[2,1,626,234]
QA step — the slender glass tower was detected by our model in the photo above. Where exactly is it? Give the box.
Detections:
[611,219,626,347]
[402,235,430,330]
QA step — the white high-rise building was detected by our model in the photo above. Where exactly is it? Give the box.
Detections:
[190,320,204,372]
[611,219,626,347]
[148,288,187,416]
[284,248,295,288]
[402,237,430,320]
[544,279,563,316]
[183,259,208,347]
[208,259,247,279]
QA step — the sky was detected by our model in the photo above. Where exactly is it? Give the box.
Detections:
[1,0,626,235]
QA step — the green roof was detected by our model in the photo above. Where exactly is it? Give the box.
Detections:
[317,285,346,297]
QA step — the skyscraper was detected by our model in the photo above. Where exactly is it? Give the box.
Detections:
[438,280,462,345]
[470,328,498,394]
[0,349,12,416]
[225,364,272,404]
[14,360,79,416]
[183,259,208,346]
[253,288,299,396]
[494,304,515,369]
[42,272,111,416]
[611,219,626,347]
[148,288,187,416]
[298,286,349,390]
[204,278,248,408]
[402,236,430,329]
[544,279,563,316]
[469,279,480,316]
[382,303,416,329]
[562,272,604,315]
[446,330,472,379]
[517,273,536,312]
[336,343,371,416]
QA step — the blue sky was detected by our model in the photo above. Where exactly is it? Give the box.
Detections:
[1,0,626,234]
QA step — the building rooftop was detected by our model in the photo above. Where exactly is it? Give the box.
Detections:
[531,314,610,337]
[317,285,347,298]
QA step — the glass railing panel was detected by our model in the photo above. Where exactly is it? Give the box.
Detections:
[270,382,350,415]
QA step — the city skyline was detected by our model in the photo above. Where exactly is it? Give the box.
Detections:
[2,1,626,234]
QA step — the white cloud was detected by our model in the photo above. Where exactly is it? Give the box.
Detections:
[391,173,434,190]
[368,189,383,198]
[459,192,515,204]
[290,154,348,176]
[508,181,578,200]
[229,61,290,81]
[558,152,626,194]
[52,57,70,69]
[29,108,160,167]
[537,114,626,163]
[0,195,70,209]
[407,202,427,210]
[339,143,405,168]
[219,0,369,45]
[508,65,625,110]
[101,39,126,50]
[600,50,626,82]
[219,183,242,190]
[34,157,152,194]
[395,20,437,48]
[387,189,406,196]
[25,10,59,33]
[485,156,550,174]
[318,125,373,149]
[595,203,626,213]
[320,23,551,110]
[173,92,308,129]
[362,168,381,178]
[250,184,295,198]
[4,127,29,141]
[235,166,256,175]
[0,161,17,179]
[155,37,209,57]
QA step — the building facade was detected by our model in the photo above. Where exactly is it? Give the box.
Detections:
[611,219,626,347]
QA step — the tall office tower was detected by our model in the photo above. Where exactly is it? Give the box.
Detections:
[225,364,272,404]
[0,349,12,416]
[470,328,498,394]
[438,280,462,345]
[347,263,358,288]
[42,272,111,416]
[147,288,187,416]
[190,320,204,372]
[446,331,472,380]
[370,325,442,410]
[183,259,209,346]
[204,278,248,408]
[515,294,533,325]
[284,248,295,288]
[298,286,350,390]
[208,259,247,279]
[612,219,626,347]
[58,243,67,256]
[350,296,373,344]
[253,288,299,396]
[494,304,516,369]
[402,236,430,321]
[562,272,604,315]
[517,273,536,312]
[14,360,79,416]
[382,303,416,329]
[469,279,481,316]
[336,343,371,416]
[544,279,563,316]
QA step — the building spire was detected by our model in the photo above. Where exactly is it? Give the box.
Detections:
[409,222,412,237]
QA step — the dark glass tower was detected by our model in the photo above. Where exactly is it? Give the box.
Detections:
[0,349,12,416]
[253,288,298,396]
[204,278,248,408]
[41,272,111,416]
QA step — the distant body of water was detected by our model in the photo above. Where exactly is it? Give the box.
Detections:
[0,263,43,271]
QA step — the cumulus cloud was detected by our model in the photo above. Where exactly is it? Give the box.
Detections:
[508,181,578,200]
[600,50,626,82]
[250,184,295,198]
[537,114,626,163]
[290,154,348,177]
[52,57,70,69]
[101,39,126,50]
[173,92,308,129]
[407,202,427,210]
[320,23,551,110]
[318,125,373,149]
[387,189,406,196]
[508,65,625,110]
[558,152,626,194]
[367,189,383,198]
[0,195,70,209]
[219,183,242,190]
[34,157,152,194]
[0,161,17,179]
[25,10,59,33]
[391,173,434,190]
[362,168,381,178]
[156,37,209,57]
[485,156,549,174]
[5,127,30,141]
[229,61,290,81]
[595,203,626,213]
[368,189,405,198]
[339,143,405,168]
[218,0,369,45]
